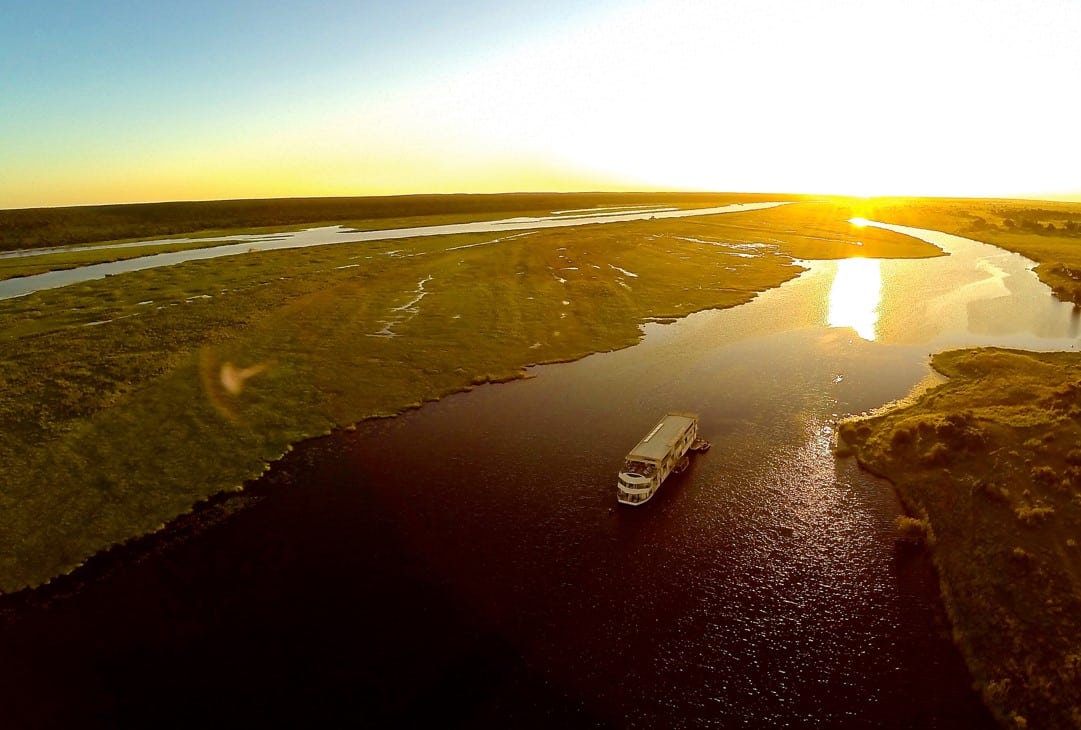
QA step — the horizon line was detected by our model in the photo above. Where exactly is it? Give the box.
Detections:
[5,189,1081,213]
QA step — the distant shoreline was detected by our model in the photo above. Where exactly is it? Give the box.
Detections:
[0,191,805,252]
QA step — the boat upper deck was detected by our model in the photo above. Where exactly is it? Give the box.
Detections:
[625,412,697,463]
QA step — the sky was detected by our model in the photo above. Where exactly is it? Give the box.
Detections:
[2,0,1080,209]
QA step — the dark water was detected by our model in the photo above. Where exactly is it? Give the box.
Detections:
[2,224,1077,728]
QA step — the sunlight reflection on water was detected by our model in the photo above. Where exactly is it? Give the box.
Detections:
[827,258,881,341]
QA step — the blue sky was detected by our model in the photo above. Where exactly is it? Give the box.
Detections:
[3,0,1080,207]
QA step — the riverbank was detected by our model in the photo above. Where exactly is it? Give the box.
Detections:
[839,349,1081,728]
[0,201,936,593]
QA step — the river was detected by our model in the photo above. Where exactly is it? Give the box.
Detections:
[1,222,1077,727]
[0,202,783,300]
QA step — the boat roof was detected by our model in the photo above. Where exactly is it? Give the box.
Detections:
[626,412,697,462]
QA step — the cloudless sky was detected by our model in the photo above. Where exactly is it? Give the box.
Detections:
[2,0,1079,208]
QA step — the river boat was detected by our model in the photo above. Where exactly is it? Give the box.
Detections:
[617,412,699,506]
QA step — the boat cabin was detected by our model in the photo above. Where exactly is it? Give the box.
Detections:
[617,412,698,505]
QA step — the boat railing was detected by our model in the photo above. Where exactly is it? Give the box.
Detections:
[622,460,655,477]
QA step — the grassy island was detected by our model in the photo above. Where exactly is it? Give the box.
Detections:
[839,348,1081,728]
[0,196,936,593]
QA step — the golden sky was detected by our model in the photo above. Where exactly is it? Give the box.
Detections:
[3,0,1080,208]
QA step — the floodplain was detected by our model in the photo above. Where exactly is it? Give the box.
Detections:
[3,193,1081,727]
[0,197,932,593]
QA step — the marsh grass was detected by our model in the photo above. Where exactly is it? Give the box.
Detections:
[0,237,273,282]
[0,209,565,281]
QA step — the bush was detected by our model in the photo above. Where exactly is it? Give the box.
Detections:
[921,441,951,466]
[890,427,913,448]
[984,677,1011,704]
[965,428,988,451]
[977,480,1010,503]
[1010,547,1035,569]
[896,515,930,544]
[838,421,858,443]
[936,419,962,442]
[1065,653,1081,679]
[1015,505,1055,525]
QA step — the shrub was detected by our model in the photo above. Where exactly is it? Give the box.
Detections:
[977,480,1010,503]
[1065,654,1081,681]
[890,427,913,448]
[1031,465,1058,485]
[838,421,858,443]
[936,419,962,442]
[984,677,1011,705]
[896,515,929,544]
[1063,465,1081,484]
[1011,546,1034,562]
[921,441,951,466]
[965,428,988,451]
[1015,505,1055,525]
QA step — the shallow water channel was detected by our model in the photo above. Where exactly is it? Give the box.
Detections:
[0,202,782,300]
[2,223,1079,727]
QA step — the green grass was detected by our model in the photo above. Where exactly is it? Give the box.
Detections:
[0,201,936,593]
[838,348,1081,729]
